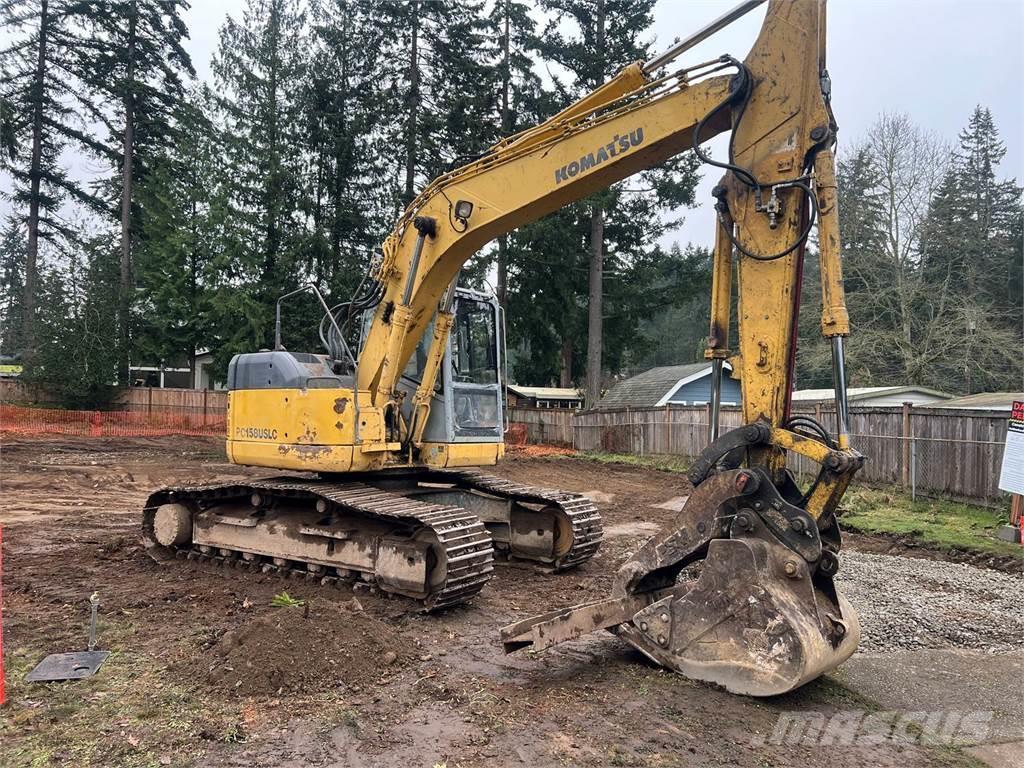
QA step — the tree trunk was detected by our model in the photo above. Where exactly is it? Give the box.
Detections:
[495,2,511,310]
[585,205,604,406]
[584,0,606,408]
[118,2,137,386]
[22,0,49,363]
[403,4,419,206]
[330,21,350,266]
[264,1,281,291]
[559,336,573,388]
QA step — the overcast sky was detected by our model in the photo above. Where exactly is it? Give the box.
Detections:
[179,0,1023,250]
[4,1,1021,250]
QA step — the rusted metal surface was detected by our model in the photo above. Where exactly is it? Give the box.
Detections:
[142,478,494,610]
[502,423,863,697]
[500,591,681,653]
[418,469,603,570]
[142,470,601,610]
[363,468,603,570]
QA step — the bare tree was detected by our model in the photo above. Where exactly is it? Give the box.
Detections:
[842,113,957,385]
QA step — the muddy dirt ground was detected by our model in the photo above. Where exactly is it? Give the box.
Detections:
[0,435,1014,767]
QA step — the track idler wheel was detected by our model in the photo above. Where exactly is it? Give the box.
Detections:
[152,503,193,547]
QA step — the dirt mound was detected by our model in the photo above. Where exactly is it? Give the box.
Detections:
[187,598,416,697]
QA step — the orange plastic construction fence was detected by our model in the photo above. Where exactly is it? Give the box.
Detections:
[0,526,5,706]
[0,404,226,438]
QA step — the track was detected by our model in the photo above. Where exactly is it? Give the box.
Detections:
[142,470,602,611]
[143,477,495,610]
[425,469,603,570]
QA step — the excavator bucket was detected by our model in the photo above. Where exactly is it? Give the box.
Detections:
[501,465,860,697]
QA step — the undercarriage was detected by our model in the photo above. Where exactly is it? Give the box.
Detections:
[142,469,602,610]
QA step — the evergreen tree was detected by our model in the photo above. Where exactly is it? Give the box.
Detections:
[796,144,886,388]
[73,0,194,384]
[484,0,543,310]
[630,243,713,371]
[533,0,700,401]
[303,0,390,300]
[376,0,496,211]
[27,231,121,407]
[134,89,225,382]
[506,206,589,386]
[0,0,107,361]
[212,0,310,352]
[922,107,1022,305]
[0,93,15,166]
[0,217,26,355]
[918,107,1023,392]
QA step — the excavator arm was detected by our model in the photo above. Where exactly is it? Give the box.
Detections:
[357,68,731,416]
[458,0,860,697]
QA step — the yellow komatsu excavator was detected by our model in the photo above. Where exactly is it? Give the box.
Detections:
[143,0,863,694]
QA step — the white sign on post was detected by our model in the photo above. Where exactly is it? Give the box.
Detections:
[997,401,1024,495]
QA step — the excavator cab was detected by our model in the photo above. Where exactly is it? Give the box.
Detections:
[392,288,505,448]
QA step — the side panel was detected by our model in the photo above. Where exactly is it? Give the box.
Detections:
[419,442,503,469]
[227,440,362,472]
[227,388,388,471]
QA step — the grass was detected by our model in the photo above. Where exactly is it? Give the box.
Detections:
[839,486,1020,558]
[270,591,305,608]
[568,451,1018,560]
[0,616,245,768]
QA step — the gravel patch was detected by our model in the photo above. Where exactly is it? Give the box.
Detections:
[837,550,1024,654]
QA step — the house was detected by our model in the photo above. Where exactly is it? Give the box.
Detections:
[922,392,1023,411]
[130,348,224,390]
[507,385,584,409]
[192,349,221,390]
[790,385,950,408]
[597,362,740,410]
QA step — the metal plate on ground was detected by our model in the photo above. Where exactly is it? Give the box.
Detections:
[26,650,110,682]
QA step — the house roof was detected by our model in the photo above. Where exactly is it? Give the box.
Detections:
[597,363,713,409]
[922,392,1023,411]
[790,385,950,403]
[508,385,583,400]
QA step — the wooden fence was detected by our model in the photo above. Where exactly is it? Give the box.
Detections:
[507,407,575,446]
[120,386,228,414]
[0,380,227,415]
[508,404,1010,502]
[2,380,1008,501]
